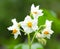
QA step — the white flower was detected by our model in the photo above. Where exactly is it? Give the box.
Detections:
[41,20,54,39]
[7,18,21,39]
[45,20,53,29]
[31,4,43,19]
[20,15,38,34]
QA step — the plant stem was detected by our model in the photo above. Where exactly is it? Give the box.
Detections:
[28,34,31,49]
[31,31,37,44]
[31,26,43,44]
[20,29,25,33]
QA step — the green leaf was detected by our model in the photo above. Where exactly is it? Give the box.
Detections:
[38,9,60,34]
[14,43,44,49]
[31,43,44,49]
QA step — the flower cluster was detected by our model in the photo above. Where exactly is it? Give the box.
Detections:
[7,4,54,45]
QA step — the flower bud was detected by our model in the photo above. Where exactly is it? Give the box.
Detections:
[38,38,47,45]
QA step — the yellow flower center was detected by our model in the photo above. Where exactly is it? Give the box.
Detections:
[12,29,17,34]
[33,11,37,14]
[44,31,49,35]
[27,22,32,27]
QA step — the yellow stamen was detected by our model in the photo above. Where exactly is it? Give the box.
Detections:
[12,29,17,34]
[27,22,32,27]
[44,31,49,35]
[33,12,37,14]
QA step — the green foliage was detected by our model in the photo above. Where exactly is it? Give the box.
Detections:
[7,9,60,49]
[38,9,60,34]
[14,43,44,49]
[0,0,60,49]
[38,9,60,49]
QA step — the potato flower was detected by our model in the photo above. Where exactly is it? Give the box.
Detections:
[20,15,38,34]
[31,4,43,19]
[41,20,54,39]
[7,19,21,39]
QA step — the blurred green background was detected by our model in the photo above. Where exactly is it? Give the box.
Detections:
[0,0,60,49]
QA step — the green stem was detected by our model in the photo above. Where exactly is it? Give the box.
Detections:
[31,25,44,44]
[31,31,37,44]
[28,34,31,49]
[31,30,41,44]
[20,29,25,33]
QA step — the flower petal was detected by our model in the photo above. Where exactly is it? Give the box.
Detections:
[7,26,13,30]
[12,18,18,25]
[46,20,53,29]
